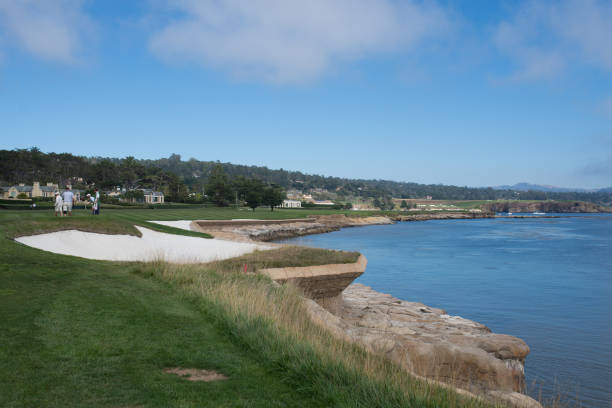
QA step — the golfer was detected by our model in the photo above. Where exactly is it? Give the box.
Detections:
[61,187,74,216]
[54,192,63,217]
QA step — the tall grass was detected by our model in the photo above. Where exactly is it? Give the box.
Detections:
[133,261,497,408]
[207,246,360,272]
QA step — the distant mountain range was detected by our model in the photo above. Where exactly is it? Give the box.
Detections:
[493,182,612,193]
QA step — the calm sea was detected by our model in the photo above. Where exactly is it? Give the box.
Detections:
[276,214,612,408]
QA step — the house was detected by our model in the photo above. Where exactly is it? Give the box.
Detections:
[280,199,301,208]
[106,187,123,198]
[313,200,335,206]
[2,184,32,198]
[302,194,314,203]
[1,182,59,199]
[35,182,60,198]
[142,189,164,204]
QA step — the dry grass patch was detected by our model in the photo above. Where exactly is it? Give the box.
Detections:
[204,245,360,273]
[164,367,228,382]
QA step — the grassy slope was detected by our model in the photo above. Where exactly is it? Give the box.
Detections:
[0,208,495,407]
[0,243,321,407]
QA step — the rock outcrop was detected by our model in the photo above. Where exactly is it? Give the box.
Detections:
[391,213,494,222]
[341,284,529,393]
[302,283,541,408]
[483,200,608,213]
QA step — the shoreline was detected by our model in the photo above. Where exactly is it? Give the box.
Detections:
[191,212,583,243]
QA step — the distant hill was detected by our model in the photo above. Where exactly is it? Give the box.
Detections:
[493,182,611,193]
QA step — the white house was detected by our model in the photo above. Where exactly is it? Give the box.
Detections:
[142,189,165,204]
[313,200,335,206]
[281,199,301,208]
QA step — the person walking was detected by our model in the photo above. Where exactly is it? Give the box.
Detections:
[54,192,63,217]
[61,187,74,216]
[93,188,100,215]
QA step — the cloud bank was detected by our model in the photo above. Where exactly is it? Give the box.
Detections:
[149,0,451,84]
[0,0,93,63]
[494,0,612,81]
[581,156,612,176]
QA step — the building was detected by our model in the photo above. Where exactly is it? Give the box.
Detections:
[106,187,123,198]
[142,189,165,204]
[313,200,335,206]
[281,199,301,208]
[1,182,59,199]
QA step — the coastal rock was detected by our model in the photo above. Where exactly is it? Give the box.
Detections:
[192,215,393,242]
[303,283,540,408]
[483,200,606,213]
[342,284,529,393]
[391,213,494,222]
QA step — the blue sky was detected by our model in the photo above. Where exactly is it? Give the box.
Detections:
[1,0,611,189]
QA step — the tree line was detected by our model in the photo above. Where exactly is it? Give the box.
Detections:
[1,148,611,206]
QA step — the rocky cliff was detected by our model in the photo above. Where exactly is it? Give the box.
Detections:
[305,284,541,408]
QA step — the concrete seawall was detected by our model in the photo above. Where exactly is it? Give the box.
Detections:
[261,254,367,314]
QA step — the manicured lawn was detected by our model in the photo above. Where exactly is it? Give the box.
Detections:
[1,206,364,239]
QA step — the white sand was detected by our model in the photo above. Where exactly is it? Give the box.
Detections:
[149,220,194,231]
[15,226,271,263]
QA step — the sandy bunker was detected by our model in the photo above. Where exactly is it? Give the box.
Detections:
[15,226,272,263]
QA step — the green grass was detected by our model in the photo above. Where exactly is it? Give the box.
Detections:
[0,242,321,407]
[0,205,389,240]
[0,208,497,407]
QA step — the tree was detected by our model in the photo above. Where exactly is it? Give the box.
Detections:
[261,184,285,211]
[119,156,145,189]
[400,200,408,209]
[374,196,394,211]
[91,159,121,189]
[205,164,232,206]
[245,190,261,211]
[165,172,188,202]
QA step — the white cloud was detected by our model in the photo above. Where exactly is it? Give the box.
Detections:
[149,0,451,84]
[0,0,93,63]
[494,0,612,81]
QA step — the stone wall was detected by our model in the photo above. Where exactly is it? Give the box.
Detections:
[261,255,367,314]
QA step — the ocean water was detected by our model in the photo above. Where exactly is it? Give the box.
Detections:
[276,214,612,408]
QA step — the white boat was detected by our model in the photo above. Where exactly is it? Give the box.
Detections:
[533,212,545,215]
